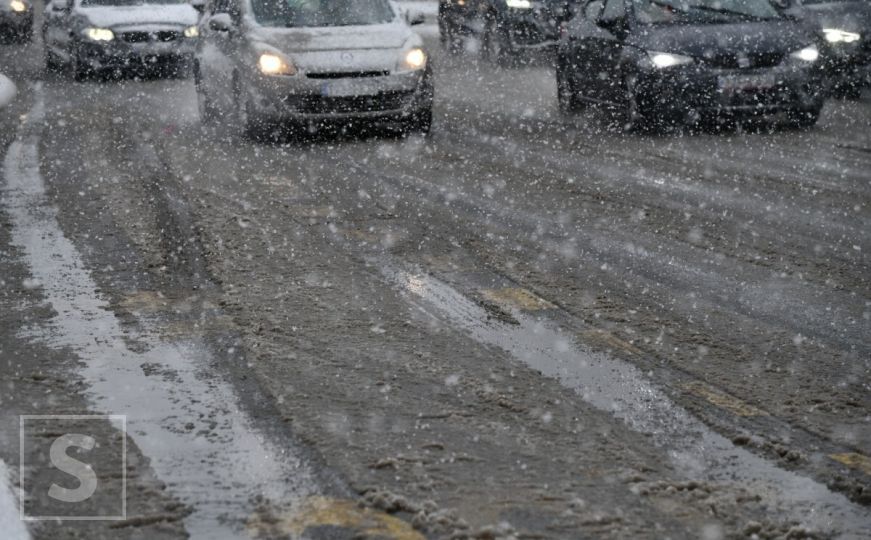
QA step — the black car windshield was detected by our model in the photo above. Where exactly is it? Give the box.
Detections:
[80,0,187,5]
[252,0,395,27]
[633,0,781,24]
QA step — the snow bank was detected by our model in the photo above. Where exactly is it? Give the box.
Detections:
[0,460,30,540]
[0,74,17,109]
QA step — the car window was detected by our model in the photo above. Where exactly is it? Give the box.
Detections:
[251,0,395,28]
[585,0,604,19]
[600,0,625,22]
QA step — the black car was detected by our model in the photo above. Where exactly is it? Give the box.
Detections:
[438,0,572,63]
[0,0,33,43]
[556,0,826,130]
[779,0,871,98]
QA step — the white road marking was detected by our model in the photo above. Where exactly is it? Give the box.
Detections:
[388,266,871,539]
[0,459,30,540]
[2,85,319,538]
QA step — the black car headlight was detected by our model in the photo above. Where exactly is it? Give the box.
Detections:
[641,51,694,69]
[9,0,28,13]
[787,45,820,65]
[823,28,861,45]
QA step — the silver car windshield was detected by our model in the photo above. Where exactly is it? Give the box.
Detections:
[634,0,781,24]
[252,0,395,28]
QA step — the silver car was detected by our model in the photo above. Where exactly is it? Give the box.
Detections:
[43,0,200,79]
[194,0,434,137]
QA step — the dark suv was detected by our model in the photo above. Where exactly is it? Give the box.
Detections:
[777,0,871,98]
[438,0,573,64]
[557,0,826,130]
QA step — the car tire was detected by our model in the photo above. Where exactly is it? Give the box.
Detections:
[70,50,90,82]
[789,107,821,130]
[556,56,584,115]
[481,16,513,67]
[438,18,455,53]
[235,86,275,142]
[195,69,218,125]
[619,74,656,133]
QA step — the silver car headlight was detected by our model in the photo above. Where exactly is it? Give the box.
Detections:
[84,28,115,41]
[397,47,427,72]
[789,45,819,63]
[643,51,694,69]
[823,28,860,44]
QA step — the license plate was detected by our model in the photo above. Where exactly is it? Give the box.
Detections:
[321,80,373,97]
[718,74,777,92]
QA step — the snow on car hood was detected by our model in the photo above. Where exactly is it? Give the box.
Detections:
[250,20,418,53]
[80,5,198,29]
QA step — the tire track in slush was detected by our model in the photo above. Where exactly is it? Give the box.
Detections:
[2,84,322,539]
[382,264,871,538]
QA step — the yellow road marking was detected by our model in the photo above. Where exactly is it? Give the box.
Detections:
[829,453,871,476]
[247,497,424,540]
[579,329,644,356]
[480,287,555,311]
[682,381,766,417]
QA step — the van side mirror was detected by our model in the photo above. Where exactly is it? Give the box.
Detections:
[405,9,425,26]
[191,0,206,14]
[209,13,235,32]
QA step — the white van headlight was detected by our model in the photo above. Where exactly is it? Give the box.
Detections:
[184,25,199,38]
[258,52,296,76]
[398,47,427,72]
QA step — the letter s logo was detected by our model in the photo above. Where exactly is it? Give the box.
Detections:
[47,434,98,503]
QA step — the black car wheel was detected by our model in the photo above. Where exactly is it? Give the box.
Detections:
[482,16,513,67]
[556,56,584,115]
[619,74,656,133]
[439,17,460,54]
[70,51,90,82]
[788,106,821,130]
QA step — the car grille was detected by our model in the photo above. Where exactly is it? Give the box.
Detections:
[120,30,182,43]
[509,21,552,46]
[306,71,389,79]
[705,52,784,69]
[723,87,796,108]
[288,90,414,114]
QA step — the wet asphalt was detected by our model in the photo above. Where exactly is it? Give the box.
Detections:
[1,8,870,540]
